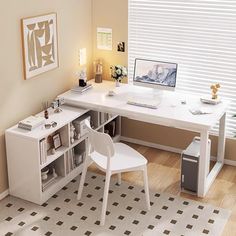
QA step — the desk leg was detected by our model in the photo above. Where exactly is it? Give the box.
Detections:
[198,130,209,197]
[217,112,226,163]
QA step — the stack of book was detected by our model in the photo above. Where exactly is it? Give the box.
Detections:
[71,84,92,93]
[39,138,47,165]
[18,116,45,131]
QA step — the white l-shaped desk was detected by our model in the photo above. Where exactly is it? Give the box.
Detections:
[59,80,228,197]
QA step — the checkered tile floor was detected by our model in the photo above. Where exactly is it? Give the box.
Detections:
[0,172,230,236]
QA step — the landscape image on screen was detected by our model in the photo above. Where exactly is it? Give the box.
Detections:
[134,59,177,87]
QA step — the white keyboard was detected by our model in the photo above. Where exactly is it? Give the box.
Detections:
[127,98,161,109]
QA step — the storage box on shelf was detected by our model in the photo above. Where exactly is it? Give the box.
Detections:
[5,106,121,204]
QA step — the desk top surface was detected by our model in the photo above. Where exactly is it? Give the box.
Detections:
[59,80,228,132]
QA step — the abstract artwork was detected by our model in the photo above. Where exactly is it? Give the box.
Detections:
[21,13,58,79]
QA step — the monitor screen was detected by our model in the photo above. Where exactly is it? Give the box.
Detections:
[133,59,178,90]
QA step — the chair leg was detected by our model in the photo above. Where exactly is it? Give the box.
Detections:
[100,172,111,226]
[77,156,89,200]
[143,166,151,210]
[117,173,121,185]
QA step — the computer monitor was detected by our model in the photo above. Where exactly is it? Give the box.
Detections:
[133,58,178,91]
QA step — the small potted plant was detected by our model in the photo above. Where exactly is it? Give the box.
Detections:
[110,65,127,87]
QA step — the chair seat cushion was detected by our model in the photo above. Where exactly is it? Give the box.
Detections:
[90,142,147,172]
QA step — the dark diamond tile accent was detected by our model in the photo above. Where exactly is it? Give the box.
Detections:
[77,202,83,207]
[74,190,78,194]
[5,233,13,236]
[62,186,68,190]
[198,205,204,210]
[90,206,96,211]
[203,229,210,234]
[91,175,97,179]
[134,197,140,202]
[132,220,139,225]
[95,186,101,190]
[170,219,177,224]
[85,231,92,235]
[52,194,58,198]
[5,217,13,221]
[18,207,25,212]
[183,201,189,205]
[192,214,199,219]
[118,215,125,220]
[128,186,134,190]
[141,189,145,193]
[177,210,183,214]
[18,221,25,226]
[70,226,78,231]
[155,193,160,197]
[109,225,116,230]
[163,230,170,235]
[169,197,175,201]
[56,221,63,226]
[124,230,131,235]
[6,203,13,207]
[140,210,147,215]
[186,224,193,229]
[112,202,119,206]
[162,206,168,210]
[155,215,162,219]
[115,182,120,186]
[94,220,100,225]
[30,212,37,216]
[106,211,110,215]
[208,219,214,224]
[54,207,60,211]
[67,211,74,216]
[126,206,132,211]
[213,209,219,214]
[120,193,126,198]
[86,194,92,198]
[43,216,50,221]
[150,201,154,206]
[84,183,88,186]
[99,198,103,202]
[109,190,113,194]
[45,232,52,236]
[81,216,87,220]
[71,179,76,183]
[42,203,48,207]
[31,226,39,231]
[148,225,154,230]
[64,198,71,203]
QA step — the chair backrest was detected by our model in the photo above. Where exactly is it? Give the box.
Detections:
[85,119,115,158]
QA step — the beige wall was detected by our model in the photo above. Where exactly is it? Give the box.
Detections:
[0,0,92,194]
[92,0,236,161]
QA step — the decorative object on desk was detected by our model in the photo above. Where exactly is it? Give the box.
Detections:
[71,83,92,93]
[211,83,221,99]
[117,42,125,52]
[70,123,76,144]
[52,133,62,150]
[107,90,115,96]
[110,65,127,87]
[18,115,45,131]
[21,13,58,80]
[51,97,64,113]
[79,78,87,87]
[94,59,103,83]
[44,121,57,129]
[42,101,49,119]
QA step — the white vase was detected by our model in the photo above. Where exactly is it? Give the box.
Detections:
[115,80,120,87]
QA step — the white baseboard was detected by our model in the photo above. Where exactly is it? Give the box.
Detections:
[0,189,9,200]
[121,136,236,167]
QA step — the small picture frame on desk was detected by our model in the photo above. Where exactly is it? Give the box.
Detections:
[52,133,62,150]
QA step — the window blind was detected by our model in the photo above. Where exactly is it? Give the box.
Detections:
[128,0,236,137]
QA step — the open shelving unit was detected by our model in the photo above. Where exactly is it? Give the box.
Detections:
[5,105,121,204]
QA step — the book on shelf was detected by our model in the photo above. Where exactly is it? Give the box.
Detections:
[18,115,45,131]
[39,138,47,165]
[66,149,84,173]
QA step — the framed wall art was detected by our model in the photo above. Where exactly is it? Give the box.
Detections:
[21,13,59,80]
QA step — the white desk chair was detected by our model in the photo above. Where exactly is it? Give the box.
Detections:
[77,120,151,226]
